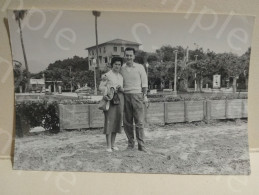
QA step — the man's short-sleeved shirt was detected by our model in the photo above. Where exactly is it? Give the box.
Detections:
[121,62,148,94]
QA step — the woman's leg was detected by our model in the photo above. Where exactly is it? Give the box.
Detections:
[111,133,116,147]
[106,134,112,152]
[111,133,119,150]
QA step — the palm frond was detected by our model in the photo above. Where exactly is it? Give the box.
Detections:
[13,10,28,21]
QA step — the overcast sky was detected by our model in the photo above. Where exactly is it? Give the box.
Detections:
[8,10,254,73]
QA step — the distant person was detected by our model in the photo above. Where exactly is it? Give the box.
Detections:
[99,57,124,152]
[120,47,149,152]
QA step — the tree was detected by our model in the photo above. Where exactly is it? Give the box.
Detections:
[73,70,95,89]
[14,10,30,92]
[155,46,186,89]
[13,60,28,92]
[214,53,245,93]
[146,53,160,89]
[156,45,185,62]
[135,50,147,65]
[190,57,213,92]
[240,47,251,90]
[38,56,90,91]
[92,11,101,67]
[92,10,101,95]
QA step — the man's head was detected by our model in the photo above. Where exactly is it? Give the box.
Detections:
[124,47,135,66]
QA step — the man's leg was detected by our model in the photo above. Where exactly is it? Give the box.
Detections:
[132,94,145,149]
[123,94,135,148]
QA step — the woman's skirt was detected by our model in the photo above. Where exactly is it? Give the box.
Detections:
[103,92,124,134]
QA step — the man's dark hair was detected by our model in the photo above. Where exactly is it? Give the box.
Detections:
[111,57,123,67]
[125,47,136,55]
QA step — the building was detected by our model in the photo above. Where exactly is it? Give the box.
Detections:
[86,39,141,71]
[29,78,45,93]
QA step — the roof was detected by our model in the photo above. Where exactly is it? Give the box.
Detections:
[30,79,45,85]
[85,39,141,50]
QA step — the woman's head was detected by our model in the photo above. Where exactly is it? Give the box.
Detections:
[111,57,123,72]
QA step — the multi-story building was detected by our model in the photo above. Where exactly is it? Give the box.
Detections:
[86,39,141,71]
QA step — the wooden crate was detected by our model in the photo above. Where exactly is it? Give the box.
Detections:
[58,98,247,130]
[226,99,243,119]
[185,101,205,122]
[89,105,104,128]
[165,102,185,123]
[59,104,90,130]
[242,99,248,118]
[209,100,226,120]
[146,102,164,124]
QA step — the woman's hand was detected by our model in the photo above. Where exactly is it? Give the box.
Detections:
[116,85,124,92]
[103,96,109,101]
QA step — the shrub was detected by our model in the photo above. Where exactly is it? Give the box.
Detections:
[165,96,182,102]
[15,98,101,136]
[209,93,248,100]
[147,94,165,98]
[148,98,165,103]
[59,99,100,105]
[149,93,247,102]
[16,100,60,135]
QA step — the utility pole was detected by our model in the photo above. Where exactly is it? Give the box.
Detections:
[69,66,72,93]
[93,59,97,95]
[146,62,149,87]
[194,55,198,92]
[173,50,178,97]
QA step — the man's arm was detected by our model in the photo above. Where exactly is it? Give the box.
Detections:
[139,65,148,102]
[142,87,148,96]
[140,65,148,92]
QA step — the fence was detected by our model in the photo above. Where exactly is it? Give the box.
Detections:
[59,99,247,130]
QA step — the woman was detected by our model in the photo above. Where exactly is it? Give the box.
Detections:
[100,57,124,152]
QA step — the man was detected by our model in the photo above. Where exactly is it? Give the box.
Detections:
[120,47,148,152]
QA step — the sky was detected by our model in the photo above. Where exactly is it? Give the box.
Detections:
[8,10,254,73]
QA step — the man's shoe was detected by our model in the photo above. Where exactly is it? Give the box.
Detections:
[138,146,148,153]
[125,146,134,150]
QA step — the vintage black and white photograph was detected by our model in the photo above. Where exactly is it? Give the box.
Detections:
[9,9,254,174]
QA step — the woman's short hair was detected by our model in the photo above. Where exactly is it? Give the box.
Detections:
[111,57,123,67]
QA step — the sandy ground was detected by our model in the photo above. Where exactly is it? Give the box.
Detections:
[13,120,250,175]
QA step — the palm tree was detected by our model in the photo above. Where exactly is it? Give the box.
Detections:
[92,11,101,69]
[178,48,197,92]
[92,11,101,95]
[14,10,30,92]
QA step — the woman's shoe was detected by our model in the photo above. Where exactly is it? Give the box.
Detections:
[106,148,113,152]
[112,146,119,151]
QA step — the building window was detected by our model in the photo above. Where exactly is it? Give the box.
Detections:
[113,47,117,52]
[89,60,92,66]
[99,48,101,53]
[99,56,102,63]
[104,57,108,63]
[92,50,94,55]
[103,47,106,53]
[121,47,124,52]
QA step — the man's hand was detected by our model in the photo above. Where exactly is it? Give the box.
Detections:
[143,95,148,103]
[143,95,149,108]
